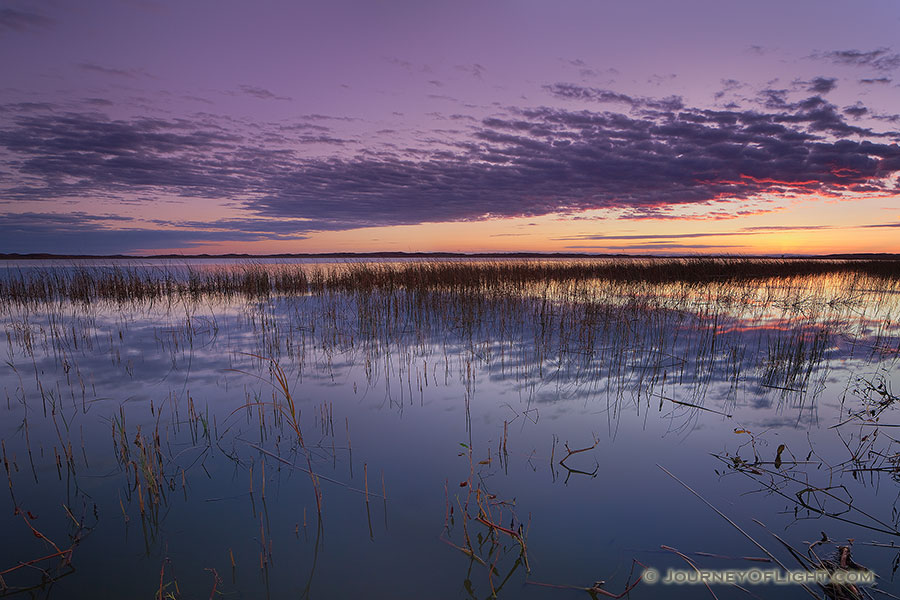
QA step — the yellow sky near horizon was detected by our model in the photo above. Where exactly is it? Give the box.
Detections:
[130,194,899,256]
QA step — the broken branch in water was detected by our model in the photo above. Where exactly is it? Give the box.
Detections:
[559,437,600,467]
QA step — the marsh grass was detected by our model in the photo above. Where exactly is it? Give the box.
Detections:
[1,258,898,307]
[0,504,92,595]
[442,442,532,597]
[714,371,900,539]
[4,261,898,404]
[663,463,881,600]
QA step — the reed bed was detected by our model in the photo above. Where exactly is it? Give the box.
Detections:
[1,258,898,306]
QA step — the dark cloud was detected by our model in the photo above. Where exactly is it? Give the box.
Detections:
[545,83,684,111]
[249,97,899,228]
[769,95,882,136]
[1,91,899,246]
[872,113,900,124]
[860,77,892,85]
[807,77,837,94]
[0,212,308,254]
[843,104,868,118]
[614,207,783,221]
[715,79,745,100]
[814,48,900,71]
[861,222,900,228]
[0,112,249,199]
[758,88,789,109]
[0,8,53,33]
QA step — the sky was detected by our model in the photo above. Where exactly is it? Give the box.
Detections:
[1,0,899,256]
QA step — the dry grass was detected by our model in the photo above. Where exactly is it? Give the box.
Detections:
[1,258,897,306]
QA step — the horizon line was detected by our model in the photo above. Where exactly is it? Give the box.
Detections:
[2,251,900,261]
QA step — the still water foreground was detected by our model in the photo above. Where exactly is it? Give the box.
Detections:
[0,258,898,599]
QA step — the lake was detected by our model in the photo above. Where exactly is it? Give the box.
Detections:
[1,258,898,599]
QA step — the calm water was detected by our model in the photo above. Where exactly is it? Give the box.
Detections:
[1,259,898,598]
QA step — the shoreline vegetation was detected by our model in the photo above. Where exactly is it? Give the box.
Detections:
[2,257,898,305]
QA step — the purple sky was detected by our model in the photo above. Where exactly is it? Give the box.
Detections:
[1,0,899,255]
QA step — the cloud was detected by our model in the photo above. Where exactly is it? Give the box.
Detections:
[860,222,900,228]
[545,83,684,111]
[860,77,892,85]
[555,232,753,241]
[0,112,248,199]
[765,95,886,137]
[247,97,900,228]
[807,77,837,94]
[740,225,837,232]
[150,217,332,235]
[1,89,899,245]
[560,58,612,79]
[455,64,486,80]
[758,88,790,109]
[0,8,53,33]
[2,212,131,227]
[565,243,744,250]
[843,104,868,118]
[237,85,291,101]
[385,57,432,74]
[715,79,745,100]
[813,48,900,72]
[84,98,115,107]
[77,63,153,79]
[0,212,308,254]
[556,224,853,243]
[604,207,785,221]
[0,101,57,113]
[298,113,360,122]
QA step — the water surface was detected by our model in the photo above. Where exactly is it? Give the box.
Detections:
[1,259,898,598]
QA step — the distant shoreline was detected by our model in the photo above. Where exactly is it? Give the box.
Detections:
[2,252,899,261]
